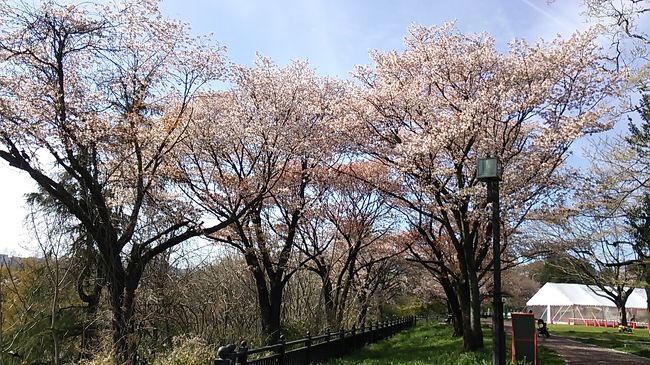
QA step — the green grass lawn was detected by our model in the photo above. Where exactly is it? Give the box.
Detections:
[548,323,650,358]
[325,322,564,365]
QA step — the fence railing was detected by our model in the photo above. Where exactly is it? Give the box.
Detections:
[213,316,416,365]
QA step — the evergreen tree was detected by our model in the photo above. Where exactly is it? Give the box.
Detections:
[626,94,650,158]
[626,94,650,314]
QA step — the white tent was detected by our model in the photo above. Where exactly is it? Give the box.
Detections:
[526,282,648,326]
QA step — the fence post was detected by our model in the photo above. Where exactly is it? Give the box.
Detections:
[351,325,357,351]
[360,323,365,346]
[325,327,331,342]
[238,340,248,365]
[375,321,379,341]
[375,321,384,341]
[278,335,286,364]
[214,344,236,365]
[305,331,311,364]
[339,327,345,341]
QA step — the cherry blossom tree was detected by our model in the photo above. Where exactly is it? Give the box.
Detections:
[342,23,621,350]
[297,162,402,328]
[0,1,230,363]
[404,223,467,337]
[182,57,346,343]
[349,236,407,326]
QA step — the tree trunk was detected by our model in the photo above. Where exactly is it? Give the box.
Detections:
[108,262,142,365]
[321,275,337,329]
[356,303,369,328]
[457,280,483,351]
[268,280,283,343]
[643,266,650,318]
[441,277,463,337]
[355,285,372,328]
[258,294,273,341]
[618,302,628,327]
[252,268,284,344]
[110,289,137,365]
[466,269,484,348]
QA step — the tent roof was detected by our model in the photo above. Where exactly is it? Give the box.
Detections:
[526,282,647,309]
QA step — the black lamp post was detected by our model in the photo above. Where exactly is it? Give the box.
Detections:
[477,157,505,365]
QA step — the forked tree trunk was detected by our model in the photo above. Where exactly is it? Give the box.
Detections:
[111,305,137,365]
[108,260,143,365]
[110,289,137,364]
[259,285,284,344]
[251,264,285,344]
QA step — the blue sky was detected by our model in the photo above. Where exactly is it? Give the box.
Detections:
[0,0,604,255]
[160,0,586,77]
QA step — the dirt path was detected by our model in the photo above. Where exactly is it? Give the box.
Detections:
[538,335,650,364]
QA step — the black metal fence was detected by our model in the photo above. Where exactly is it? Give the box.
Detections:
[213,316,416,365]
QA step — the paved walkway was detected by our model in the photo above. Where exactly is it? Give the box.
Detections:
[537,335,650,364]
[501,322,649,364]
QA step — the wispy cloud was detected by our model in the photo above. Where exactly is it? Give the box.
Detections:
[519,0,588,40]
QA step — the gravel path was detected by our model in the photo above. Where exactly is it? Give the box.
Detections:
[538,335,650,364]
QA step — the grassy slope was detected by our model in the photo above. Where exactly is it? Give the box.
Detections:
[326,322,564,365]
[548,324,650,358]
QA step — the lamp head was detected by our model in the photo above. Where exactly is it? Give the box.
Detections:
[476,157,502,182]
